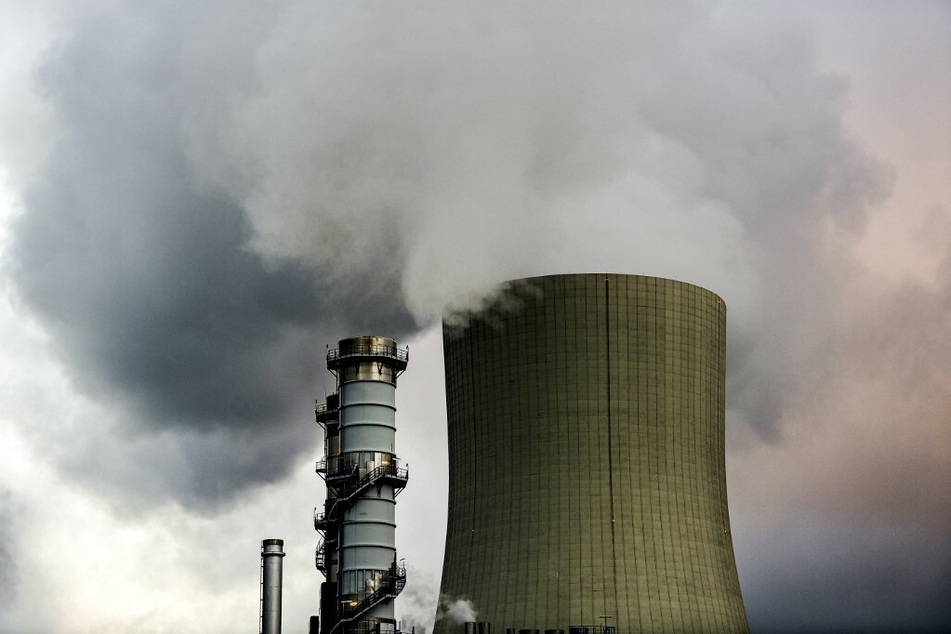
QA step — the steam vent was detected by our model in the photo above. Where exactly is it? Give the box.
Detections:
[434,274,748,633]
[315,336,409,634]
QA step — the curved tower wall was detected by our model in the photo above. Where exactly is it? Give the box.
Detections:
[434,274,747,634]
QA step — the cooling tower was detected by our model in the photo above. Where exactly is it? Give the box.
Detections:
[434,274,748,634]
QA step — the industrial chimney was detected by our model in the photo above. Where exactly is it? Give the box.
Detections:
[260,538,285,634]
[433,274,748,633]
[315,336,409,634]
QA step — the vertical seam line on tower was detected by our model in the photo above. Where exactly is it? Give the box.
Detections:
[605,275,620,620]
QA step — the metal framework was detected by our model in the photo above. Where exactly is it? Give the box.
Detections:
[315,336,409,634]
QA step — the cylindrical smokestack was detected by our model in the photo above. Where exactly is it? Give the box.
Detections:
[260,538,285,634]
[465,622,477,634]
[316,337,409,634]
[478,622,492,634]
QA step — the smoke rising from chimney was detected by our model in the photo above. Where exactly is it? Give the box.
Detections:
[1,1,915,514]
[440,597,478,625]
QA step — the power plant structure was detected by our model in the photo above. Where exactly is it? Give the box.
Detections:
[314,336,410,634]
[433,274,748,633]
[271,273,747,633]
[260,538,286,634]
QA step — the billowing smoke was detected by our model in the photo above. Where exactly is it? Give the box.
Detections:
[3,0,941,529]
[3,1,950,630]
[439,597,478,625]
[397,567,441,634]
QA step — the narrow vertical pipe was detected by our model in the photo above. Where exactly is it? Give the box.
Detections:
[261,538,286,634]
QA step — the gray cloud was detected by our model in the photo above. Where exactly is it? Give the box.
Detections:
[7,1,416,508]
[727,243,951,630]
[6,0,890,499]
[0,490,16,608]
[3,1,949,630]
[195,1,891,444]
[738,517,951,633]
[0,487,56,634]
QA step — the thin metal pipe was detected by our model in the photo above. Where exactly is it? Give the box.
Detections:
[261,538,286,634]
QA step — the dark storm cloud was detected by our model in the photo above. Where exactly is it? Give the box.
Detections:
[195,1,892,448]
[738,518,951,633]
[0,0,898,506]
[3,1,949,631]
[7,2,415,507]
[728,243,951,630]
[51,419,322,513]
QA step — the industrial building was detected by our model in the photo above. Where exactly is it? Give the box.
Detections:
[313,336,410,634]
[433,274,748,633]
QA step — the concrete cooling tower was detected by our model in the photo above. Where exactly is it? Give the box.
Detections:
[433,274,748,634]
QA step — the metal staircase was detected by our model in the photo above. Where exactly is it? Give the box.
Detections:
[332,561,407,634]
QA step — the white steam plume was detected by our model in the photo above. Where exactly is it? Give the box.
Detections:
[172,2,892,444]
[3,0,899,512]
[437,596,478,625]
[181,2,879,330]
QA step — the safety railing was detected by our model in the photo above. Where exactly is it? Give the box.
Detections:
[315,400,338,424]
[314,507,335,532]
[316,460,358,480]
[327,463,358,481]
[336,562,407,626]
[315,540,325,572]
[321,463,409,522]
[327,344,408,365]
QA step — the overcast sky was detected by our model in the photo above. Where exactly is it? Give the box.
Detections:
[0,1,949,632]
